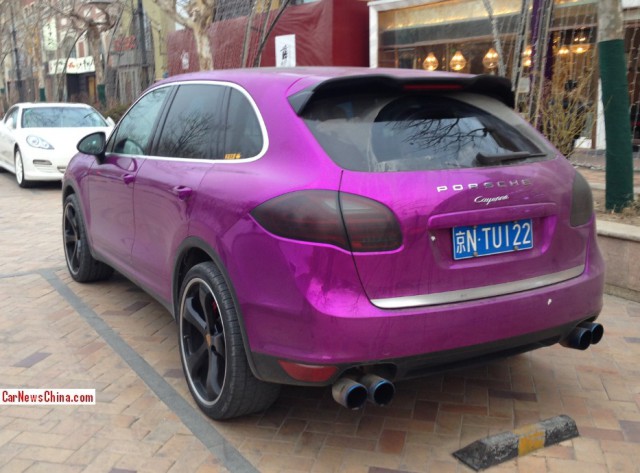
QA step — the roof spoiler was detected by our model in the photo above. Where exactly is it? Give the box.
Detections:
[288,74,515,115]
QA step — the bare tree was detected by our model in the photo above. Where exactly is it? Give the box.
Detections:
[152,0,216,71]
[20,0,55,101]
[0,0,9,110]
[47,0,120,103]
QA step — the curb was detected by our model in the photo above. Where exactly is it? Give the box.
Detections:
[452,415,579,471]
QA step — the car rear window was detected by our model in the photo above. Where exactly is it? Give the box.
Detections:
[301,93,554,172]
[22,107,107,128]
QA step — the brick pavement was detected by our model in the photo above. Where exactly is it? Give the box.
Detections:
[0,172,639,472]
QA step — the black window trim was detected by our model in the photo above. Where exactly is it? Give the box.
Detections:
[108,80,269,164]
[106,83,176,157]
[149,82,230,161]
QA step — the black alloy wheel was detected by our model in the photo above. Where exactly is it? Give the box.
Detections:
[178,262,280,420]
[62,194,113,282]
[180,276,227,403]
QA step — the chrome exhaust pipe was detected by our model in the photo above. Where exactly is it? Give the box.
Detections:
[332,377,368,410]
[360,374,395,406]
[560,326,592,350]
[578,322,604,345]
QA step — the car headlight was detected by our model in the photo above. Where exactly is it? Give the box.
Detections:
[26,135,54,150]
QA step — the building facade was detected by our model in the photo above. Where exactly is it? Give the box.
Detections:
[367,0,640,149]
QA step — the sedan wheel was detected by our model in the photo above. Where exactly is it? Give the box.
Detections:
[179,262,280,420]
[15,149,32,188]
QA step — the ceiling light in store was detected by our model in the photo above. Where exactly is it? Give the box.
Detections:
[522,46,532,68]
[482,48,499,70]
[450,50,467,72]
[422,52,439,71]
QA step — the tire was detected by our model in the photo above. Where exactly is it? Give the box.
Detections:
[63,194,114,282]
[15,149,33,188]
[178,262,280,420]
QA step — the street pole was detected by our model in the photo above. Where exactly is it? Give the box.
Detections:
[598,0,634,211]
[137,0,149,89]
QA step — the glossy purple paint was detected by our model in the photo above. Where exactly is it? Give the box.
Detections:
[64,67,604,384]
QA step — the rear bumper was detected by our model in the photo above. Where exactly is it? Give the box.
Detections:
[229,219,604,386]
[251,315,599,386]
[223,212,604,385]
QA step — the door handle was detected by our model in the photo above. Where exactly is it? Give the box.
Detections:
[123,173,135,184]
[172,185,193,201]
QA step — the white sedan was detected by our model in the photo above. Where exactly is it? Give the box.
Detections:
[0,102,113,187]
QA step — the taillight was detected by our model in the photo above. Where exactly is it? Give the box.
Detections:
[340,193,402,252]
[251,190,402,252]
[570,172,594,226]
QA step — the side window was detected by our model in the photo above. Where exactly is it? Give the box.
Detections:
[223,89,264,160]
[110,87,170,155]
[155,84,226,160]
[5,108,18,129]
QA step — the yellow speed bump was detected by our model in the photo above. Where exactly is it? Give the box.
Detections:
[453,415,579,471]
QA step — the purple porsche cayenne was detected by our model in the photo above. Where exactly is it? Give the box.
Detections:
[62,67,604,420]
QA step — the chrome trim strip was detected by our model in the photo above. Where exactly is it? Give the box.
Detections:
[371,265,585,309]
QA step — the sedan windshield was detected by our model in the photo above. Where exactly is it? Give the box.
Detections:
[22,107,107,128]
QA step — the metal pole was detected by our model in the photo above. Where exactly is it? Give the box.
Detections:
[598,0,634,210]
[137,0,149,88]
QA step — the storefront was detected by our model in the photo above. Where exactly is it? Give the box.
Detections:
[368,0,640,149]
[369,0,597,79]
[47,56,97,103]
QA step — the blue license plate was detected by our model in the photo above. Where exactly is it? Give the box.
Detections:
[452,219,533,260]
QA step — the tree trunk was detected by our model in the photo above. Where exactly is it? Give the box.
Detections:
[88,27,104,86]
[193,25,213,71]
[598,0,634,211]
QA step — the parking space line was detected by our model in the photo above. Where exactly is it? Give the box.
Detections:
[0,267,65,280]
[39,268,259,473]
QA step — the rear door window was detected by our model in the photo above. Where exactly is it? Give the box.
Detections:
[302,93,552,172]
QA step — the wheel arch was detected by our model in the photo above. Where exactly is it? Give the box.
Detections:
[62,182,77,202]
[172,237,263,380]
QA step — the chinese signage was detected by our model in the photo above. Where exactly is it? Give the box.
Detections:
[43,18,57,51]
[48,56,96,75]
[275,34,296,67]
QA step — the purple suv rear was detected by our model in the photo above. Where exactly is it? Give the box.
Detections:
[62,67,604,419]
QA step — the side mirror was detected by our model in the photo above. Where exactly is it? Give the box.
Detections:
[77,131,106,159]
[106,117,115,127]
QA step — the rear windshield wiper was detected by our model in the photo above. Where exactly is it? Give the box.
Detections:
[476,151,546,166]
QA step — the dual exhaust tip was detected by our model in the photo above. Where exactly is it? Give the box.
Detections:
[332,374,395,410]
[333,322,604,408]
[560,321,604,351]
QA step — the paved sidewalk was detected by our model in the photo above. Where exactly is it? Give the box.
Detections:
[0,173,639,473]
[570,148,640,173]
[576,167,640,194]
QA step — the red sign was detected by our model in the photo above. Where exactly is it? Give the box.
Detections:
[113,36,137,52]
